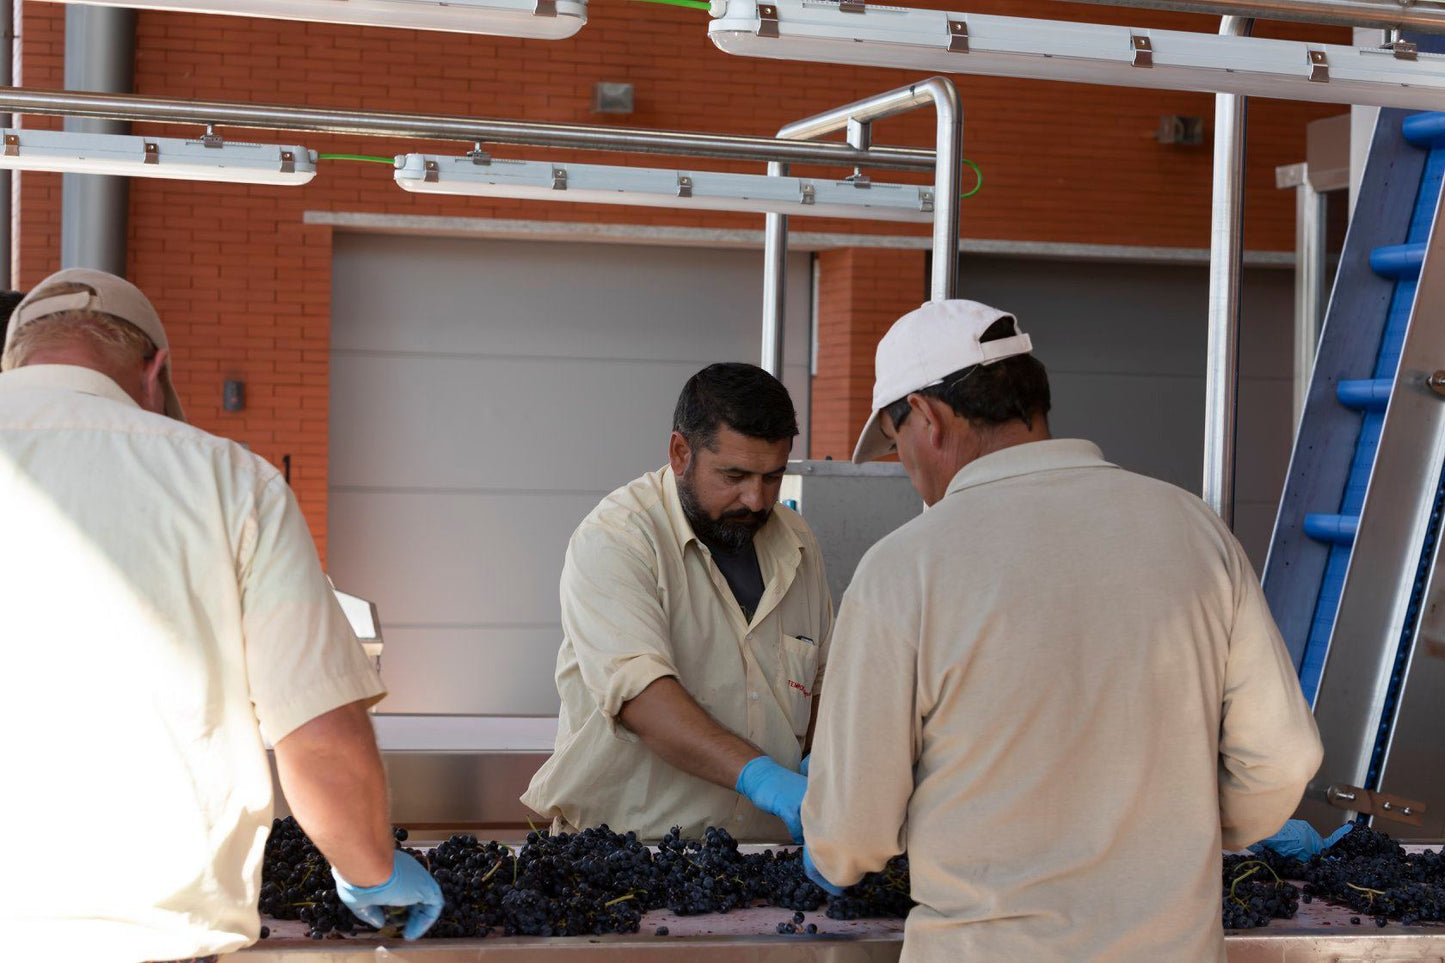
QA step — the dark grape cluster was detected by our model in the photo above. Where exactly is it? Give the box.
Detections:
[824,855,913,920]
[1221,853,1301,929]
[1300,824,1445,925]
[257,816,355,939]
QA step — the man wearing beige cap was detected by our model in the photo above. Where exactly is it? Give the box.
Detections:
[799,300,1323,962]
[0,268,442,962]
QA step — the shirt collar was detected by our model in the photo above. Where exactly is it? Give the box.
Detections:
[660,464,804,562]
[945,439,1114,497]
[0,363,139,410]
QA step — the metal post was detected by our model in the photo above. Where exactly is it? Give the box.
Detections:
[0,0,11,288]
[61,6,134,274]
[1295,173,1328,428]
[761,161,788,377]
[1203,15,1252,527]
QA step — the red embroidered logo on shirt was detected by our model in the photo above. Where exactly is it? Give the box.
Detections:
[787,679,813,698]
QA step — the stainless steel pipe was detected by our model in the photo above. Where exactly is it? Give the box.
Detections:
[1294,175,1327,430]
[1203,15,1253,527]
[1051,0,1445,33]
[761,161,788,378]
[774,78,961,302]
[759,78,962,373]
[0,86,937,172]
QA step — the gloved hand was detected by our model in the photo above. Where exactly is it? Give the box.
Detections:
[736,755,807,843]
[800,753,811,776]
[333,849,445,940]
[1250,819,1353,861]
[802,846,845,896]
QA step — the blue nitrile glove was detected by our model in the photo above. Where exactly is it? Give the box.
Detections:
[1250,819,1353,861]
[800,753,811,776]
[803,846,845,896]
[333,849,445,940]
[736,755,807,843]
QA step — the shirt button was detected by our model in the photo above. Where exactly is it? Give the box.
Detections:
[746,633,755,641]
[735,814,745,822]
[750,691,760,701]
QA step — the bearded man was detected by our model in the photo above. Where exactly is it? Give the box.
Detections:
[523,363,832,842]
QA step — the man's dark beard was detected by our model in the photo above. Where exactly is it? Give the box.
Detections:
[677,466,771,554]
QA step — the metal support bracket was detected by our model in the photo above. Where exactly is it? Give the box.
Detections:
[466,143,491,165]
[201,125,223,148]
[1309,49,1330,83]
[551,165,567,190]
[1131,34,1153,67]
[799,182,815,205]
[948,20,969,53]
[143,141,159,165]
[676,173,692,198]
[423,159,440,183]
[1327,783,1426,826]
[844,169,872,187]
[279,149,295,174]
[838,0,865,12]
[846,117,871,151]
[757,4,779,38]
[4,133,17,157]
[919,188,934,213]
[1385,39,1419,61]
[534,0,557,16]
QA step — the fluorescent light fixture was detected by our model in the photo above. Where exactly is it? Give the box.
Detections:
[39,0,585,39]
[394,153,935,221]
[0,129,317,185]
[708,0,1445,110]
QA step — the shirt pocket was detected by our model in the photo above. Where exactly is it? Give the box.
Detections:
[776,633,821,738]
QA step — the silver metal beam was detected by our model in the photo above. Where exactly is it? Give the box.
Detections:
[60,7,133,274]
[761,161,788,377]
[1051,0,1445,33]
[0,86,936,172]
[1294,173,1328,429]
[1203,15,1252,526]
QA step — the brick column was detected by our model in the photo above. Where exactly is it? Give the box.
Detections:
[809,247,926,461]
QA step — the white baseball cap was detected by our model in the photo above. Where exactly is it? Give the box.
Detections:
[5,267,185,421]
[852,299,1032,464]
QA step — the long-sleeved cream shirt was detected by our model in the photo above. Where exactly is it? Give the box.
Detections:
[803,439,1322,963]
[522,466,832,841]
[0,365,385,963]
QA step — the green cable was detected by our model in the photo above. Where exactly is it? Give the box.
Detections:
[960,157,982,199]
[629,0,712,9]
[318,153,395,165]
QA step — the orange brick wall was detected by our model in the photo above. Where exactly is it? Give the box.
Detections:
[11,1,1351,554]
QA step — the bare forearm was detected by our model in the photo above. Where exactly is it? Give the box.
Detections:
[618,676,760,790]
[274,700,394,887]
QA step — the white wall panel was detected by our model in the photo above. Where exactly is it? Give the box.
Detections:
[329,234,812,715]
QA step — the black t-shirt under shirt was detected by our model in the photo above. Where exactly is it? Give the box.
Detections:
[705,538,765,622]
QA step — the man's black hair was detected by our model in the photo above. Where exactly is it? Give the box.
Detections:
[673,362,798,451]
[885,317,1051,433]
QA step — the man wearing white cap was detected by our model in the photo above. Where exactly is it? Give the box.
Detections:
[799,300,1323,961]
[0,269,442,961]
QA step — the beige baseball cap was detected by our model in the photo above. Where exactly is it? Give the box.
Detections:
[5,267,185,421]
[852,299,1032,464]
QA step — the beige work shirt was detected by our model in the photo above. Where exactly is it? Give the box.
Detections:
[0,365,385,963]
[803,440,1322,963]
[523,466,832,841]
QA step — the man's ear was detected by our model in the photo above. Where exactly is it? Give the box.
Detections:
[141,348,169,415]
[668,430,693,477]
[914,394,952,451]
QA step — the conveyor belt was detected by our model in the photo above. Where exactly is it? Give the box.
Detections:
[232,899,1445,962]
